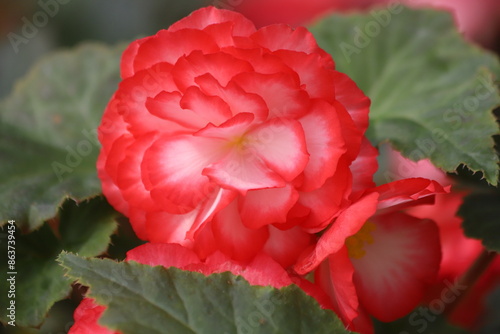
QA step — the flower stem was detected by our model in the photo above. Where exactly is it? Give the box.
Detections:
[443,248,497,316]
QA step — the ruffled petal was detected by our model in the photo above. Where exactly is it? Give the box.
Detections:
[180,86,233,126]
[120,38,146,79]
[212,200,269,262]
[172,51,254,92]
[116,132,158,210]
[202,21,240,48]
[116,63,185,136]
[133,29,219,73]
[294,192,379,274]
[233,72,310,118]
[246,118,309,181]
[373,178,449,212]
[315,248,360,324]
[295,166,351,232]
[168,6,256,36]
[144,134,227,212]
[333,71,370,135]
[221,47,294,75]
[273,50,337,101]
[203,149,286,193]
[298,100,346,191]
[263,225,313,268]
[98,93,130,153]
[251,25,334,67]
[146,91,205,130]
[351,212,441,322]
[332,100,364,162]
[239,185,299,229]
[195,73,269,121]
[349,138,378,197]
[97,153,129,216]
[145,209,199,245]
[194,112,254,139]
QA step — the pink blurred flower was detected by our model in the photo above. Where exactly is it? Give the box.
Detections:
[233,0,500,48]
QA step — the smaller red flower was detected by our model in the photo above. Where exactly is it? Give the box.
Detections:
[69,298,119,334]
[294,178,448,333]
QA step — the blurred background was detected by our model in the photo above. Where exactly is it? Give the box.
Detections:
[1,0,499,333]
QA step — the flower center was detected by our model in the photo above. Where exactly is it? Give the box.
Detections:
[345,222,377,259]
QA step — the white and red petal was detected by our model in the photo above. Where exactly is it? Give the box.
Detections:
[298,100,346,191]
[168,6,256,36]
[146,91,206,130]
[294,192,379,274]
[116,64,185,136]
[145,209,199,245]
[180,86,234,126]
[262,225,313,268]
[246,118,309,181]
[203,149,286,193]
[211,200,270,262]
[144,134,227,212]
[172,51,254,92]
[194,112,254,140]
[195,73,268,121]
[238,185,299,229]
[133,29,219,73]
[187,187,237,240]
[351,212,441,322]
[233,72,310,118]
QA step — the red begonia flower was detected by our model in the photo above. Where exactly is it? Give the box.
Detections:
[294,178,447,332]
[69,298,119,334]
[97,6,370,265]
[388,147,500,330]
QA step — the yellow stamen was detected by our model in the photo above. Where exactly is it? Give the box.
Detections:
[345,222,377,259]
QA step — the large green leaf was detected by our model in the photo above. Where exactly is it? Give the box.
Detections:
[58,253,355,334]
[0,43,124,230]
[310,7,500,184]
[459,191,500,253]
[0,196,118,327]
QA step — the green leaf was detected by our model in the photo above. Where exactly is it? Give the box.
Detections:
[310,7,500,184]
[58,253,355,334]
[0,196,118,327]
[0,43,124,230]
[459,191,500,253]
